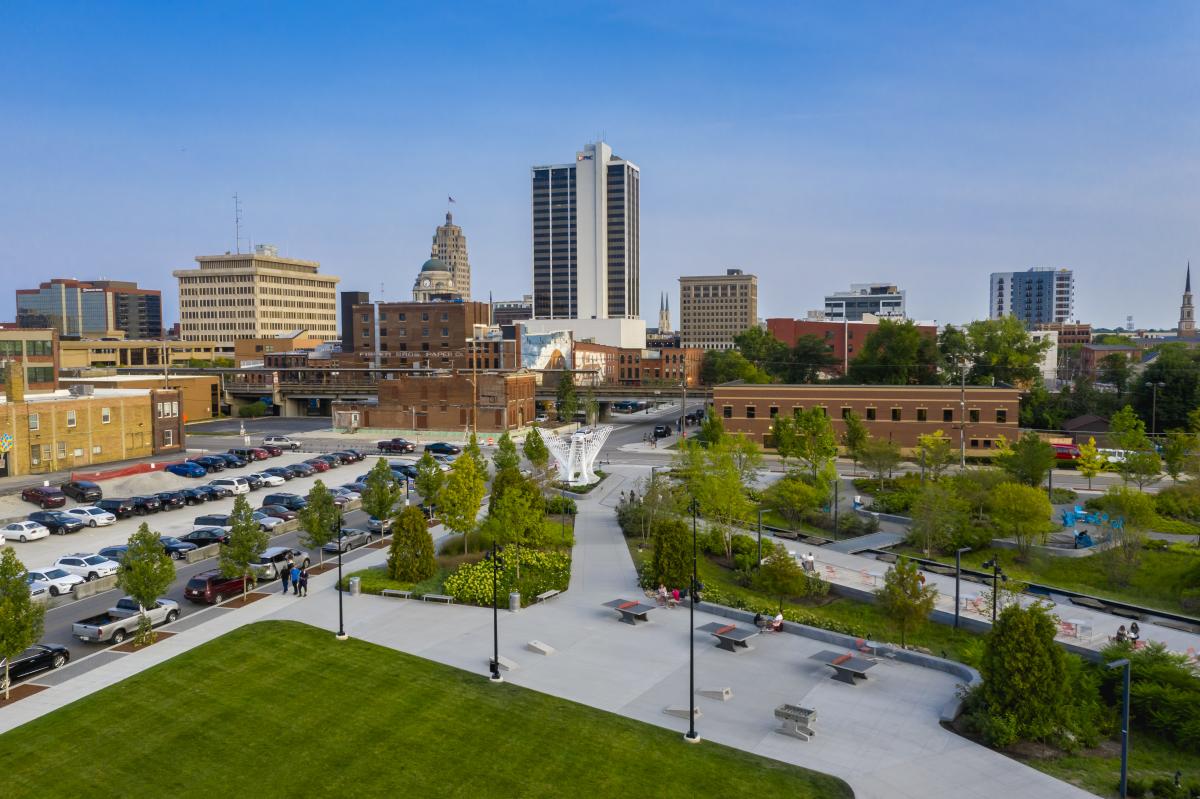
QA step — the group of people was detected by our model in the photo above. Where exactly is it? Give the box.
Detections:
[1114,622,1141,644]
[642,433,659,448]
[279,557,309,597]
[753,611,785,632]
[799,552,816,573]
[656,584,681,608]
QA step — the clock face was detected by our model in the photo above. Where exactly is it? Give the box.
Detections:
[422,278,431,287]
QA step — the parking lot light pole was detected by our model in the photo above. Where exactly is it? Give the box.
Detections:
[685,497,700,744]
[954,547,971,629]
[335,508,347,640]
[489,545,504,682]
[1107,658,1131,798]
[981,557,1005,623]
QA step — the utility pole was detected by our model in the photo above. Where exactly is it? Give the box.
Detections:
[959,359,967,469]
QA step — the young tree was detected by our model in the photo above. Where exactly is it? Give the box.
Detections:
[915,429,955,481]
[1098,485,1156,584]
[1109,405,1159,487]
[698,408,725,448]
[692,439,755,559]
[995,431,1056,488]
[909,482,970,556]
[763,475,825,531]
[362,457,402,528]
[841,410,868,474]
[482,471,543,577]
[876,556,937,648]
[492,431,520,473]
[555,371,578,422]
[0,548,45,700]
[440,453,486,555]
[1074,436,1106,490]
[953,467,1011,521]
[859,437,902,485]
[990,482,1053,560]
[1161,429,1197,482]
[771,414,795,469]
[650,515,691,590]
[522,427,551,485]
[637,469,680,544]
[387,505,436,583]
[464,432,488,478]
[727,433,765,486]
[300,480,340,564]
[755,542,819,612]
[118,523,177,646]
[220,494,269,601]
[584,388,599,426]
[415,451,445,516]
[782,407,837,485]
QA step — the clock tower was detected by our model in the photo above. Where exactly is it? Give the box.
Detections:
[1179,262,1195,339]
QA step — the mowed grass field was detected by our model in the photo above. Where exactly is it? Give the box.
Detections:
[0,621,852,799]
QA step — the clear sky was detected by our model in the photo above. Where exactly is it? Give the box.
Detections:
[1,1,1196,330]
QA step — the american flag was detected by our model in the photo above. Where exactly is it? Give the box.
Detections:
[448,195,456,203]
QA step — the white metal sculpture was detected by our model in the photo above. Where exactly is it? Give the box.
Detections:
[545,425,612,486]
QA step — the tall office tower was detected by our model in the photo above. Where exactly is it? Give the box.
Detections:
[679,270,758,350]
[429,212,471,299]
[989,267,1074,326]
[340,291,370,351]
[1179,263,1195,339]
[531,141,640,320]
[16,279,162,339]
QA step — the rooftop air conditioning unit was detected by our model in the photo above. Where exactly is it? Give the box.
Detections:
[68,384,95,396]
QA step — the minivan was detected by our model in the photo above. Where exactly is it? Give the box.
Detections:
[184,570,254,604]
[253,546,310,579]
[261,493,307,511]
[210,477,250,495]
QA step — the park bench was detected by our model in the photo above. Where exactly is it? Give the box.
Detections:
[603,598,654,625]
[774,704,818,740]
[381,589,413,600]
[696,621,758,652]
[422,593,454,604]
[810,649,875,685]
[535,589,561,603]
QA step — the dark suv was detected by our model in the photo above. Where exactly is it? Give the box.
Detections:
[21,486,66,509]
[652,424,671,439]
[193,455,226,473]
[96,498,135,518]
[28,511,85,535]
[61,480,103,502]
[130,495,163,515]
[184,570,254,604]
[261,493,307,512]
[155,491,186,510]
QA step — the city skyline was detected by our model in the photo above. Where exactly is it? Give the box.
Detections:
[1,2,1196,330]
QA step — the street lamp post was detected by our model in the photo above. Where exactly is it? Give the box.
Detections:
[959,359,967,469]
[1107,658,1132,798]
[832,477,839,541]
[685,498,700,744]
[1145,381,1165,437]
[954,547,971,629]
[981,557,1006,623]
[335,508,347,640]
[756,508,763,565]
[488,545,504,682]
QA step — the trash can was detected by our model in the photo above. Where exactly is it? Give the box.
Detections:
[509,591,521,612]
[348,577,361,596]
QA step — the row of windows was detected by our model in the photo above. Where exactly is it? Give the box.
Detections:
[723,404,1008,424]
[29,406,114,431]
[156,400,180,418]
[0,340,54,357]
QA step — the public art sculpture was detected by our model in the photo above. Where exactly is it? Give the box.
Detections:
[545,426,612,486]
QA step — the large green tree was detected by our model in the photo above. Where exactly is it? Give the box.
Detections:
[1132,344,1200,432]
[440,453,487,555]
[650,515,691,590]
[415,451,445,515]
[362,458,402,528]
[763,475,826,531]
[387,505,436,583]
[775,407,837,484]
[859,437,901,485]
[483,470,544,577]
[0,548,45,699]
[914,429,955,481]
[848,319,940,385]
[994,431,1056,487]
[300,480,340,564]
[733,327,789,376]
[957,316,1054,387]
[909,482,970,556]
[876,556,937,648]
[990,482,1053,560]
[492,431,520,473]
[690,438,755,559]
[220,495,269,601]
[783,335,839,383]
[700,349,771,385]
[755,542,822,612]
[118,523,177,645]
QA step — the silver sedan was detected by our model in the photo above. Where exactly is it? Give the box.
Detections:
[322,528,371,553]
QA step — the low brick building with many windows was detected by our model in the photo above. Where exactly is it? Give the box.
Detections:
[713,383,1019,454]
[331,370,536,433]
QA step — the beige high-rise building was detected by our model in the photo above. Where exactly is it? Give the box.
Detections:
[678,269,758,350]
[174,244,340,350]
[430,211,471,299]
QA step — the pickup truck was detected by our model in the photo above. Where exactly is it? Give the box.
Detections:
[72,597,181,644]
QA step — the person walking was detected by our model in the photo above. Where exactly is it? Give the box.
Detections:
[290,564,302,596]
[298,567,309,597]
[279,561,291,594]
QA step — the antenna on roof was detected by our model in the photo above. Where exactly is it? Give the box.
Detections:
[233,194,243,254]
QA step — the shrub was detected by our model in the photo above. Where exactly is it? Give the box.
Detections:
[1048,487,1078,505]
[696,585,865,637]
[1153,484,1200,520]
[729,534,756,557]
[443,549,571,607]
[237,401,268,418]
[1125,777,1148,798]
[545,495,578,516]
[1151,515,1200,535]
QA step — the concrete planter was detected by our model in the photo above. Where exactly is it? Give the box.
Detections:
[73,575,120,599]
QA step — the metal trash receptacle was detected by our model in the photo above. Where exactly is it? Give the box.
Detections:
[509,591,521,611]
[348,577,361,596]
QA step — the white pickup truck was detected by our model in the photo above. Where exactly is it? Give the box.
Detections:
[72,597,181,644]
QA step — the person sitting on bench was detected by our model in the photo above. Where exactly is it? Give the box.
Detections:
[770,613,784,632]
[1115,624,1128,644]
[754,612,766,629]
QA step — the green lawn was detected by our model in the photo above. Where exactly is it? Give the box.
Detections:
[0,622,851,799]
[1027,731,1200,799]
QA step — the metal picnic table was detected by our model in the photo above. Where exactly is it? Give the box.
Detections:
[809,649,876,685]
[603,598,655,625]
[696,621,758,652]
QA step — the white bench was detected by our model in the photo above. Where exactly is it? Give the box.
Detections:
[381,589,412,599]
[663,706,702,720]
[422,593,454,603]
[699,687,732,702]
[527,640,556,656]
[536,589,562,603]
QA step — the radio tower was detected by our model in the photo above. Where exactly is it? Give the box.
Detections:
[233,194,243,254]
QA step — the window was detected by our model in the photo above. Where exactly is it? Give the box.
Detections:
[57,441,66,458]
[841,407,852,419]
[865,407,876,421]
[891,408,901,422]
[769,406,779,418]
[441,328,449,338]
[745,405,756,419]
[172,401,179,417]
[917,408,927,422]
[943,409,953,423]
[164,429,174,446]
[66,410,77,428]
[28,413,38,431]
[101,407,111,424]
[379,329,387,337]
[983,439,993,449]
[722,405,732,419]
[969,409,980,423]
[970,439,980,448]
[996,409,1007,423]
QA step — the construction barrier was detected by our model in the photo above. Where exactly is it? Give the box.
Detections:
[70,460,180,483]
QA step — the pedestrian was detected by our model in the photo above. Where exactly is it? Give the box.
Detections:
[279,561,291,594]
[657,583,668,607]
[290,564,302,595]
[1115,624,1128,644]
[1129,622,1140,641]
[299,567,309,597]
[670,587,680,608]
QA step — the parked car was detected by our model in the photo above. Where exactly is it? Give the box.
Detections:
[323,528,371,553]
[179,527,230,548]
[210,477,250,495]
[252,546,310,579]
[72,597,180,644]
[192,513,232,532]
[96,498,135,519]
[261,444,284,457]
[25,567,84,596]
[179,487,210,505]
[167,461,207,478]
[1053,443,1082,461]
[264,435,302,451]
[331,487,361,501]
[28,511,85,535]
[159,536,199,560]
[217,453,248,469]
[21,486,66,509]
[262,493,307,511]
[202,482,233,500]
[341,481,368,494]
[285,462,316,478]
[652,424,672,439]
[229,447,269,462]
[130,495,163,515]
[252,511,285,532]
[61,480,103,502]
[3,521,51,542]
[64,506,117,527]
[304,458,331,473]
[250,471,286,487]
[3,644,70,682]
[97,545,128,563]
[26,576,47,600]
[184,570,253,604]
[263,466,295,481]
[313,454,342,468]
[192,455,227,472]
[431,455,455,469]
[390,462,419,479]
[377,438,415,453]
[340,449,365,462]
[54,553,120,581]
[366,516,393,533]
[258,504,298,521]
[155,490,186,511]
[424,442,461,456]
[331,494,352,508]
[192,485,225,502]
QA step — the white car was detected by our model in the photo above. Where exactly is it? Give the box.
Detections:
[251,472,286,487]
[535,414,549,423]
[26,567,86,597]
[64,506,118,527]
[210,477,250,495]
[252,511,284,531]
[53,554,120,582]
[3,521,50,542]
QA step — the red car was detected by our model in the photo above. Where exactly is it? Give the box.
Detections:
[1053,443,1081,461]
[21,486,66,509]
[247,448,270,461]
[184,570,255,604]
[261,445,283,457]
[304,458,331,472]
[258,505,299,521]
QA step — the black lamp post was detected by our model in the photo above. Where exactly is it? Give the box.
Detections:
[685,497,700,744]
[561,488,567,544]
[756,508,763,565]
[335,507,347,640]
[488,545,504,682]
[1145,381,1165,437]
[832,476,839,541]
[954,547,971,629]
[1107,658,1131,798]
[981,557,1006,623]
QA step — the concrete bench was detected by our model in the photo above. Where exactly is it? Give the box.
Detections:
[381,589,413,599]
[663,706,702,720]
[699,687,732,701]
[526,640,556,656]
[535,589,561,603]
[422,593,454,603]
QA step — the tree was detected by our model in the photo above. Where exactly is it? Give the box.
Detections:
[300,480,340,564]
[990,482,1053,560]
[697,408,725,447]
[415,451,445,515]
[848,319,940,385]
[584,389,599,426]
[1162,429,1197,482]
[522,426,550,484]
[733,326,789,377]
[1098,352,1132,393]
[783,335,838,383]
[555,371,578,421]
[1074,436,1105,490]
[439,453,486,555]
[727,433,764,486]
[841,410,868,474]
[636,469,680,544]
[1132,344,1200,432]
[493,431,520,473]
[777,407,837,484]
[1109,405,1162,488]
[859,437,901,485]
[464,432,488,478]
[1097,485,1156,585]
[763,475,825,531]
[362,458,402,529]
[958,316,1054,387]
[915,429,955,481]
[650,515,691,590]
[995,431,1055,487]
[483,470,544,577]
[691,438,755,560]
[909,483,970,555]
[953,467,1011,521]
[755,542,820,612]
[117,523,177,646]
[0,548,45,699]
[876,556,937,648]
[387,505,435,583]
[700,349,771,385]
[220,495,269,601]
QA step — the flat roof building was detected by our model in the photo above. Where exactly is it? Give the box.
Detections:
[16,278,162,339]
[823,283,906,321]
[990,268,1074,326]
[0,328,59,393]
[678,270,758,351]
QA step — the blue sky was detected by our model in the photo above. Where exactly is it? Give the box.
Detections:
[1,1,1196,330]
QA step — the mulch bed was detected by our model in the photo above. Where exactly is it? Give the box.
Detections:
[367,539,391,550]
[308,563,337,576]
[221,592,271,609]
[112,631,176,653]
[0,683,50,708]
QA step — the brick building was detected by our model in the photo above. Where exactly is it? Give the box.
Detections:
[713,383,1019,454]
[575,342,702,386]
[60,374,221,423]
[0,328,59,393]
[331,370,536,433]
[1080,343,1143,379]
[58,338,222,370]
[766,317,937,375]
[1034,322,1092,347]
[351,300,502,369]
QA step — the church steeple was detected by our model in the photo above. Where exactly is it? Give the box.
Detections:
[1179,262,1195,339]
[657,291,671,334]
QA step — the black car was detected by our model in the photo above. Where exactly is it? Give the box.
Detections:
[61,480,103,502]
[261,493,307,511]
[193,455,226,473]
[244,473,265,491]
[342,481,369,494]
[28,511,85,535]
[96,498,135,519]
[424,442,461,456]
[98,544,128,562]
[159,536,199,560]
[285,463,316,478]
[155,491,186,510]
[179,487,210,505]
[191,485,224,502]
[4,644,70,683]
[217,453,247,469]
[130,495,163,515]
[203,483,234,500]
[313,454,341,468]
[341,449,365,463]
[652,424,671,439]
[180,527,230,548]
[263,466,294,481]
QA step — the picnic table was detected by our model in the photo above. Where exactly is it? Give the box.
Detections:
[696,621,758,652]
[603,598,655,625]
[810,649,876,685]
